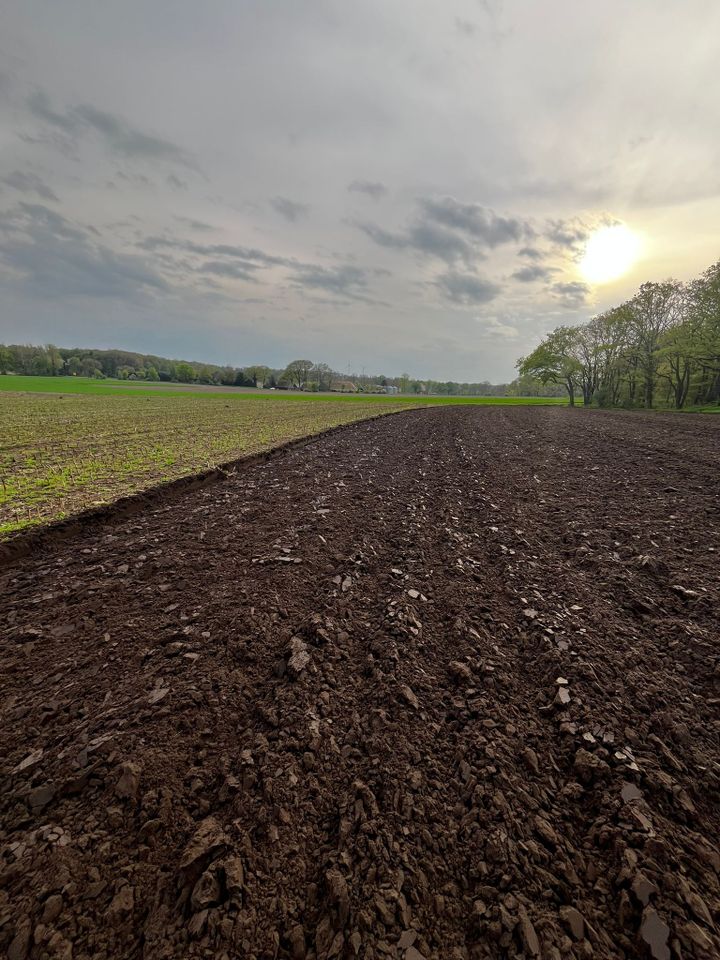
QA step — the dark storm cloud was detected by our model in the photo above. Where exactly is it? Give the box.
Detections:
[511,263,553,282]
[436,271,501,305]
[348,179,387,200]
[26,90,198,171]
[0,202,168,299]
[271,196,309,222]
[1,170,58,202]
[419,197,528,247]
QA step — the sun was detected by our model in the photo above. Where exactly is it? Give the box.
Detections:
[579,223,640,284]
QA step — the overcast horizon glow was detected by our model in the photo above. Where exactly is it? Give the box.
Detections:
[1,1,718,381]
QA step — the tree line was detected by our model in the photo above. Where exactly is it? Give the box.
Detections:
[0,343,564,398]
[517,259,720,408]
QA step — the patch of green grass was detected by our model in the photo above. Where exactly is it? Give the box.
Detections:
[0,374,566,405]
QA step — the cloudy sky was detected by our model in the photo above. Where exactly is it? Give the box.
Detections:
[1,1,718,381]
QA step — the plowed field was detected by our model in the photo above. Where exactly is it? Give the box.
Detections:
[1,407,719,960]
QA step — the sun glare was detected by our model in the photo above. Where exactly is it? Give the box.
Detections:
[579,224,640,284]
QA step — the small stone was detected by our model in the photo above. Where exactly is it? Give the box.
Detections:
[685,890,713,927]
[523,748,540,775]
[147,687,170,705]
[139,818,162,840]
[27,783,56,813]
[405,948,427,960]
[398,929,418,948]
[42,894,63,924]
[399,685,419,709]
[14,748,44,774]
[621,782,643,803]
[448,660,472,684]
[7,918,31,960]
[179,817,228,886]
[222,857,245,899]
[191,868,221,911]
[640,907,670,960]
[559,906,585,940]
[518,906,541,957]
[115,761,141,800]
[573,748,610,784]
[631,872,658,907]
[106,885,134,917]
[287,637,311,678]
[534,816,560,849]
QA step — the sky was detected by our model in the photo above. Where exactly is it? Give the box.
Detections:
[1,1,719,382]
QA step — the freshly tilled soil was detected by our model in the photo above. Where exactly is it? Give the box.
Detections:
[1,406,719,960]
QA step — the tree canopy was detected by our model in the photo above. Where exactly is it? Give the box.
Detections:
[518,260,720,409]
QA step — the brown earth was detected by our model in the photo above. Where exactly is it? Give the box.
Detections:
[1,406,719,960]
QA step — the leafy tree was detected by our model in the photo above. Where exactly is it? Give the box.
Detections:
[244,365,271,388]
[176,362,196,383]
[283,359,314,390]
[311,362,333,392]
[46,344,64,376]
[66,355,83,376]
[517,326,582,405]
[628,280,682,408]
[32,352,52,375]
[145,365,160,381]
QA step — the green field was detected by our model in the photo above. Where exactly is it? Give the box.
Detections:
[0,377,566,538]
[0,375,567,404]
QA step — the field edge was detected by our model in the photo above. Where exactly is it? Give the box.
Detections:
[0,404,416,565]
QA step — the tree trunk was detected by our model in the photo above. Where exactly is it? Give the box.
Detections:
[644,374,654,408]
